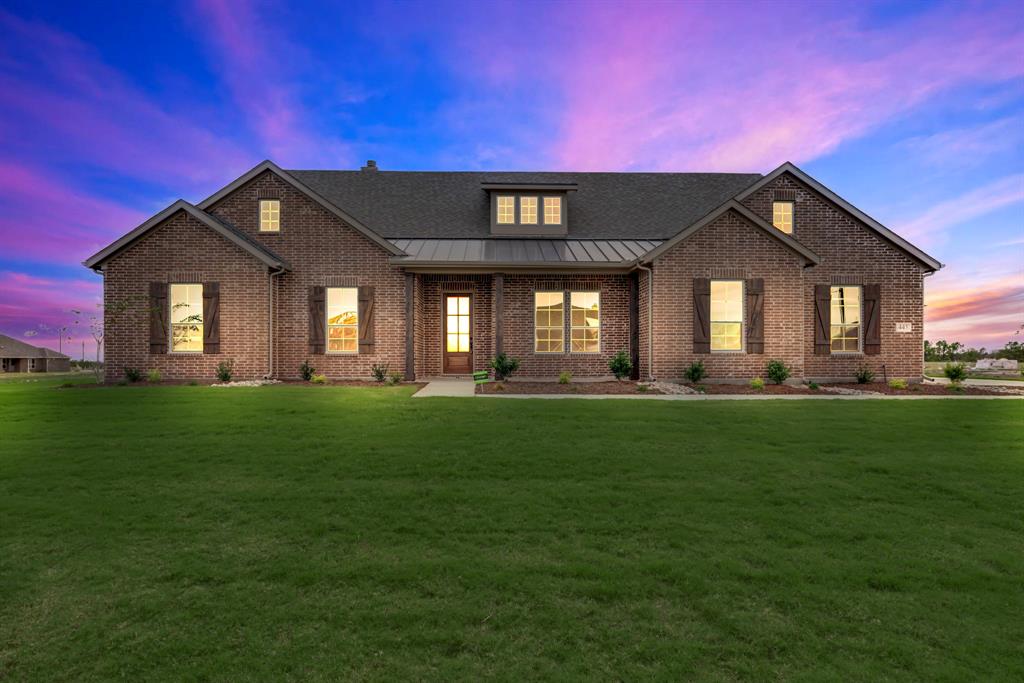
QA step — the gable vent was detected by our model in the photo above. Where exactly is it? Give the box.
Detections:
[774,189,797,201]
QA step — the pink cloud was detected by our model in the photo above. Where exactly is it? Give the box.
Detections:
[0,271,103,358]
[897,175,1024,247]
[925,265,1024,348]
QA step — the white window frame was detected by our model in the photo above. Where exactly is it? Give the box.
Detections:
[830,285,863,354]
[326,287,359,355]
[534,291,565,354]
[169,283,204,354]
[710,279,744,353]
[569,291,600,354]
[772,201,794,234]
[259,199,281,232]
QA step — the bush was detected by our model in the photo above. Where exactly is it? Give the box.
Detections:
[808,382,819,391]
[370,363,390,383]
[855,365,875,384]
[215,359,234,383]
[490,352,520,381]
[146,369,162,384]
[943,362,968,384]
[388,371,404,386]
[608,351,632,380]
[765,359,791,384]
[123,367,142,383]
[749,378,765,391]
[558,371,572,384]
[299,360,316,382]
[311,373,327,384]
[946,383,964,394]
[637,384,648,393]
[888,378,908,390]
[684,360,707,383]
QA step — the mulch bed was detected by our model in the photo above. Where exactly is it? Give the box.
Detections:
[693,383,811,395]
[69,379,426,389]
[478,381,661,395]
[831,382,1019,396]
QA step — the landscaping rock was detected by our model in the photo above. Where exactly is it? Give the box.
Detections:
[821,386,883,396]
[643,381,699,395]
[211,379,282,388]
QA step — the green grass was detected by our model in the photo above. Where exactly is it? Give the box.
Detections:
[1,381,1022,681]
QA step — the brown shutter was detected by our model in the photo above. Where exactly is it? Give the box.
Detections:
[149,282,168,354]
[202,282,220,354]
[309,286,325,354]
[863,284,881,355]
[358,285,375,354]
[745,278,764,354]
[814,284,831,355]
[693,278,710,354]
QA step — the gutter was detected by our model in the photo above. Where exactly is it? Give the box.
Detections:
[265,266,285,379]
[632,260,655,381]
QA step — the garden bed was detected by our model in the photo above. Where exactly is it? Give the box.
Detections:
[693,382,811,395]
[830,382,1022,396]
[477,381,661,395]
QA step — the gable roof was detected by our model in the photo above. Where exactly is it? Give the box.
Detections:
[0,334,69,359]
[735,162,942,271]
[640,200,821,265]
[289,169,762,240]
[83,200,288,271]
[198,160,404,255]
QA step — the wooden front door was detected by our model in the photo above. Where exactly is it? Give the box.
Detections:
[443,294,472,374]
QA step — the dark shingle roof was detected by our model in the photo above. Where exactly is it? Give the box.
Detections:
[0,334,69,359]
[289,170,762,240]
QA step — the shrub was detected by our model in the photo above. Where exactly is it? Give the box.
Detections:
[685,360,707,384]
[558,371,572,384]
[608,350,632,380]
[215,359,234,383]
[299,360,316,382]
[311,373,327,384]
[146,369,162,384]
[370,363,390,383]
[388,371,404,386]
[695,384,707,394]
[490,352,520,380]
[636,383,648,393]
[765,359,791,384]
[808,382,819,391]
[946,383,964,394]
[123,367,142,383]
[749,377,765,391]
[855,365,875,384]
[943,362,968,384]
[888,378,908,390]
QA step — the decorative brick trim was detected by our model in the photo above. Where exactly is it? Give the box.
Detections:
[774,189,797,201]
[709,267,747,280]
[167,271,205,283]
[829,274,863,285]
[324,275,359,287]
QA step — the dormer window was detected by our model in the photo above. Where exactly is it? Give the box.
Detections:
[544,197,562,225]
[484,182,576,236]
[520,197,538,224]
[497,196,515,224]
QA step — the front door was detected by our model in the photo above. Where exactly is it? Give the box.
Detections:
[443,294,472,374]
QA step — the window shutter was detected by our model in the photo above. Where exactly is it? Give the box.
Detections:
[149,282,168,354]
[814,284,831,355]
[863,284,881,355]
[202,282,220,354]
[693,278,710,354]
[358,285,375,354]
[745,278,764,354]
[309,286,325,354]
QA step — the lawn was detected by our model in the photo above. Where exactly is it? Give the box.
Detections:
[1,379,1022,681]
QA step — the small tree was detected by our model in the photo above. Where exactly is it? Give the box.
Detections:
[765,359,791,384]
[608,350,632,380]
[490,352,520,381]
[943,362,967,384]
[685,360,707,384]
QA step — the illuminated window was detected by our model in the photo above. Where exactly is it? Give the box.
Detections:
[772,201,793,234]
[170,284,203,352]
[520,196,538,224]
[544,196,562,224]
[445,296,470,353]
[260,199,280,232]
[710,280,743,352]
[534,292,564,353]
[830,285,861,353]
[327,287,359,354]
[570,291,599,353]
[497,196,515,224]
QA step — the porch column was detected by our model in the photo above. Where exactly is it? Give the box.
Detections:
[404,272,416,381]
[494,272,504,356]
[629,271,640,380]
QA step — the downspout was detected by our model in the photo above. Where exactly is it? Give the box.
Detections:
[633,261,655,381]
[265,266,285,379]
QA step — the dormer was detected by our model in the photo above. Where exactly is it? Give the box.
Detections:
[483,182,577,237]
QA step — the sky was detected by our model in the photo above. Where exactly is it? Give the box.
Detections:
[0,0,1021,358]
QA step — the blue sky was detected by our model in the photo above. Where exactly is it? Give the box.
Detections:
[0,0,1021,354]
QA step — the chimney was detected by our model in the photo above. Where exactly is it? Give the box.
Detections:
[361,159,378,172]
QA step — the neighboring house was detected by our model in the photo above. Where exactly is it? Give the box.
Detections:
[0,334,72,373]
[84,160,941,384]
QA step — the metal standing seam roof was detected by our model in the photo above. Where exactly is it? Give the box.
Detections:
[389,239,663,265]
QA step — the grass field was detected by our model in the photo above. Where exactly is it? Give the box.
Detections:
[1,377,1022,681]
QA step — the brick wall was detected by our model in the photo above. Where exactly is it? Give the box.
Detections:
[417,274,494,377]
[740,173,926,380]
[649,209,806,381]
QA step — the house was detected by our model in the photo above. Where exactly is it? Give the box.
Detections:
[0,334,72,373]
[84,160,941,384]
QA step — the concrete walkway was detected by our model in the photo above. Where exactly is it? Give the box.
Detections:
[412,379,476,398]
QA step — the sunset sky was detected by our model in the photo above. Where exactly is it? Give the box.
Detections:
[0,0,1021,358]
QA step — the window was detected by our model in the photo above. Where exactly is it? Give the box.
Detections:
[772,201,793,234]
[260,199,280,232]
[570,292,600,352]
[497,196,515,224]
[544,196,562,225]
[327,287,359,353]
[830,285,861,353]
[534,292,564,353]
[446,296,471,353]
[710,280,743,352]
[170,283,203,352]
[520,196,538,224]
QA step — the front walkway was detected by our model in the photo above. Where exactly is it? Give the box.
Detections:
[412,378,476,398]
